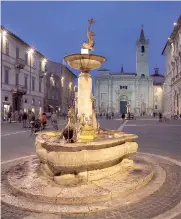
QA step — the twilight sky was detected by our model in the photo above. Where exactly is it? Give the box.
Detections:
[2,1,181,77]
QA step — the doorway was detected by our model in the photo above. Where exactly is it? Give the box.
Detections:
[120,101,127,114]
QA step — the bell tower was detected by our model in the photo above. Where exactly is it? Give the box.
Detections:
[136,26,149,76]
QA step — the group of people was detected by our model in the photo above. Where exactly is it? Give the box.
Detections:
[22,111,47,129]
[106,112,114,120]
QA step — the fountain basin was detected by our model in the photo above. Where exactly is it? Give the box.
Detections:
[64,54,106,71]
[36,131,138,183]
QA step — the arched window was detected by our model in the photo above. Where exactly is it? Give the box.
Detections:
[141,46,145,53]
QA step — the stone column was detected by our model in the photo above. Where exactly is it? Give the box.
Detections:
[78,72,93,120]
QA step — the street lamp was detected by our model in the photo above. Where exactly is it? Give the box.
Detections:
[28,48,34,94]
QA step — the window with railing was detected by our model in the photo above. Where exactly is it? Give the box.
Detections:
[4,69,9,84]
[5,41,9,55]
[120,85,128,89]
[16,47,19,59]
[25,53,28,65]
[39,79,42,92]
[24,75,28,89]
[15,73,19,86]
[32,77,35,91]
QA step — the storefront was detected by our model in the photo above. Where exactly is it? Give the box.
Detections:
[2,101,11,121]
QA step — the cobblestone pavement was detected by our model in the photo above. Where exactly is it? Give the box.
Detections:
[2,156,181,219]
[1,117,181,219]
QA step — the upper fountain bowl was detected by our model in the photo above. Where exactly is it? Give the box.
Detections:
[64,54,107,71]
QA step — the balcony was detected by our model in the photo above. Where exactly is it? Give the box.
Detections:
[12,85,27,95]
[15,58,26,70]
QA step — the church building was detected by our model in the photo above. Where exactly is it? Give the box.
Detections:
[94,28,164,115]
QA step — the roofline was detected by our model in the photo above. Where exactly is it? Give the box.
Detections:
[1,26,77,78]
[161,41,169,55]
[151,74,165,77]
[1,25,45,57]
[161,14,181,55]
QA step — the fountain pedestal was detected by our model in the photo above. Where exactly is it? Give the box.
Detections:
[78,72,96,141]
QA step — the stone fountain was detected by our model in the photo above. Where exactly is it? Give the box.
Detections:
[36,18,139,185]
[1,19,156,215]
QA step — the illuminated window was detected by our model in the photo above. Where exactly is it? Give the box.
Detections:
[39,79,42,92]
[32,77,35,91]
[61,77,64,87]
[5,41,9,55]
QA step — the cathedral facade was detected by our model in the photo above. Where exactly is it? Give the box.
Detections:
[94,28,164,115]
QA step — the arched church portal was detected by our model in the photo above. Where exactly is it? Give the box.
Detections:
[141,102,146,113]
[119,95,128,114]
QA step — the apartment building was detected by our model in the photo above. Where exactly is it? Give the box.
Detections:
[1,26,77,120]
[162,15,181,116]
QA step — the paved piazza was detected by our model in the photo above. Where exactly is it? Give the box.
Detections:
[1,117,181,219]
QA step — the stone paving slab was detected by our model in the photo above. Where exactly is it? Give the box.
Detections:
[1,153,181,219]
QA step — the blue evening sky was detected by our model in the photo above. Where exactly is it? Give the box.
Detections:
[2,1,181,77]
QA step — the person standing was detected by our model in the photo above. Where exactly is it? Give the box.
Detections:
[22,112,28,128]
[121,113,125,122]
[41,113,47,129]
[28,111,32,128]
[19,109,23,122]
[159,112,162,122]
[8,111,12,123]
[15,111,19,122]
[112,112,114,119]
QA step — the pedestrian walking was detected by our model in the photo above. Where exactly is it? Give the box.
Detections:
[51,112,58,130]
[22,112,28,128]
[19,109,23,122]
[159,112,162,122]
[121,113,125,122]
[15,111,19,122]
[41,113,47,129]
[28,111,33,128]
[7,111,12,123]
[112,112,114,119]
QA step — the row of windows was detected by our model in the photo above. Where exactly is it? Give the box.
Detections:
[120,85,128,90]
[4,96,41,105]
[25,98,41,105]
[4,69,42,92]
[3,39,46,70]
